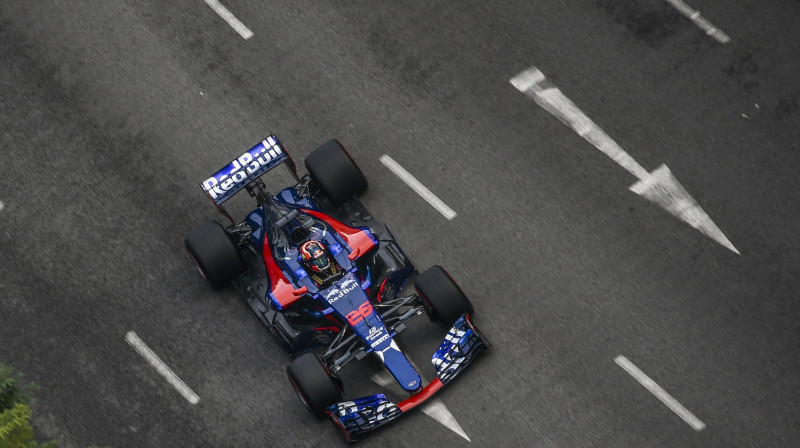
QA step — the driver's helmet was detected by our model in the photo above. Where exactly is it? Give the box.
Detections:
[300,240,331,273]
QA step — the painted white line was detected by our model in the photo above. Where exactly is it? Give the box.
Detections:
[203,0,254,40]
[371,370,470,441]
[379,155,457,220]
[510,66,740,255]
[419,398,471,442]
[615,355,705,431]
[0,201,4,212]
[665,0,730,44]
[125,331,200,405]
[510,68,650,180]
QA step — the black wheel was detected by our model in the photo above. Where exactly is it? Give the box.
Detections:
[305,139,368,207]
[184,221,246,289]
[287,353,343,417]
[415,265,474,328]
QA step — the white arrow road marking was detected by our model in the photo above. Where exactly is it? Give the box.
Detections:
[510,67,739,255]
[380,155,457,220]
[204,0,254,40]
[615,355,706,431]
[371,370,471,441]
[125,331,200,405]
[664,0,730,44]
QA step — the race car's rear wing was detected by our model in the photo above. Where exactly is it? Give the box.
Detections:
[200,134,297,206]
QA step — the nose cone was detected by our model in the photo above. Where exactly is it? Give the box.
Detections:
[372,339,421,392]
[322,272,421,392]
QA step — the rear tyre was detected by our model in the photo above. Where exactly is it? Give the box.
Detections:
[185,221,246,289]
[415,265,474,328]
[287,353,343,417]
[305,139,368,207]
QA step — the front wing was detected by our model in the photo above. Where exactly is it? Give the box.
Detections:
[325,314,489,441]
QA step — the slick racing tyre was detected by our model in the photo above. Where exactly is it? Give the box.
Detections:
[185,221,246,290]
[287,353,343,417]
[305,139,368,207]
[415,265,475,328]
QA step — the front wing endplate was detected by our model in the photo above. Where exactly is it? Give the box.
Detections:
[432,314,488,383]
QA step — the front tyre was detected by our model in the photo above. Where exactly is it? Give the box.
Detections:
[414,265,475,328]
[287,353,343,417]
[184,221,245,289]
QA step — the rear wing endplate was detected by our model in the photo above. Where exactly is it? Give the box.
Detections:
[200,134,297,206]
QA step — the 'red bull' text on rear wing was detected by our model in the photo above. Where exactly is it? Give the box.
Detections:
[200,134,297,206]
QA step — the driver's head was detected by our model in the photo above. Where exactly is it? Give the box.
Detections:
[300,240,330,273]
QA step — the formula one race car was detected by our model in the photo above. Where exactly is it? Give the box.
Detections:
[185,134,489,440]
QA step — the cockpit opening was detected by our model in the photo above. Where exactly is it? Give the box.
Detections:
[289,226,310,245]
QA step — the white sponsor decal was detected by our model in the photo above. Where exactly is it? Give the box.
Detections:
[366,326,384,341]
[325,277,358,304]
[202,139,283,200]
[370,334,390,348]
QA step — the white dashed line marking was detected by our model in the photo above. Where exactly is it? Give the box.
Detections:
[379,155,457,220]
[615,355,706,431]
[125,331,200,405]
[204,0,254,40]
[0,201,4,212]
[665,0,730,44]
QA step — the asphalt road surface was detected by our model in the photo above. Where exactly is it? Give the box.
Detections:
[2,1,799,447]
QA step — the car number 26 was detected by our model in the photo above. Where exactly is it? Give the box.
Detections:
[346,301,374,326]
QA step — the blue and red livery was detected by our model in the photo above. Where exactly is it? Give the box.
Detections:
[186,134,490,441]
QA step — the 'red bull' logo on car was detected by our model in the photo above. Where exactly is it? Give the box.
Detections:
[201,135,288,204]
[324,277,358,304]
